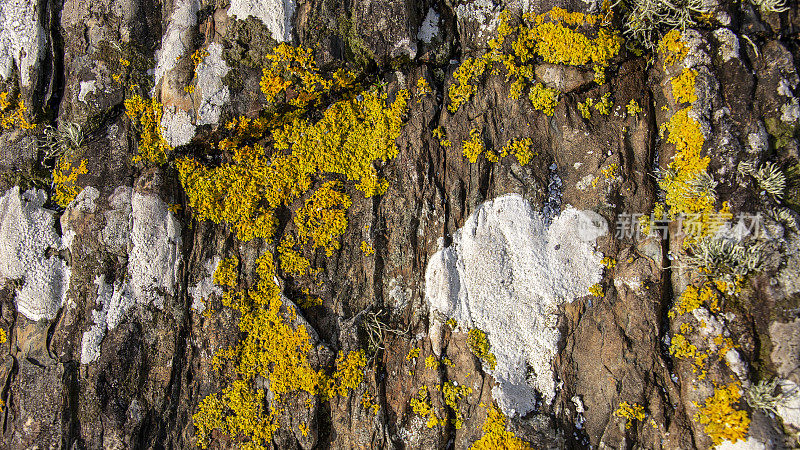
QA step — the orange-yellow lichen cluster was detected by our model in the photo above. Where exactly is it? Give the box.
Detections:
[471,405,534,449]
[194,251,368,447]
[614,401,646,429]
[0,91,35,130]
[52,156,88,207]
[124,93,172,165]
[448,7,621,113]
[190,43,410,448]
[657,32,731,244]
[693,382,750,446]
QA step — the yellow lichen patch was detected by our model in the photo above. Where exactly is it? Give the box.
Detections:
[467,328,497,370]
[294,181,351,257]
[528,83,560,116]
[501,137,536,165]
[669,333,709,378]
[361,391,380,414]
[0,92,35,130]
[462,128,485,163]
[589,283,604,297]
[439,381,473,429]
[471,405,534,450]
[626,99,642,115]
[416,77,433,100]
[213,256,239,287]
[278,234,311,277]
[433,126,452,148]
[693,382,750,446]
[578,97,594,119]
[529,8,622,84]
[447,8,621,113]
[670,283,720,317]
[448,57,489,113]
[658,30,688,69]
[178,86,409,242]
[0,328,6,344]
[191,48,209,69]
[260,43,333,109]
[425,355,440,369]
[672,68,698,104]
[360,241,375,256]
[406,347,421,361]
[659,107,731,242]
[124,94,172,165]
[52,156,88,208]
[593,93,613,115]
[410,386,441,428]
[196,252,368,447]
[614,401,646,429]
[601,256,617,268]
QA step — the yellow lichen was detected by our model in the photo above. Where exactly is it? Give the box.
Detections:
[672,68,698,104]
[0,92,35,130]
[528,83,560,116]
[278,234,311,277]
[501,137,536,165]
[693,382,750,446]
[614,401,646,429]
[626,99,642,115]
[462,128,485,163]
[589,283,604,297]
[406,347,421,361]
[410,386,441,428]
[295,181,351,257]
[124,94,172,165]
[593,93,613,115]
[213,256,239,287]
[471,405,534,450]
[360,241,375,256]
[447,8,621,113]
[578,98,594,119]
[670,283,720,317]
[601,256,617,268]
[196,252,368,447]
[440,381,473,429]
[433,126,451,148]
[416,77,433,100]
[467,328,497,370]
[0,328,6,344]
[658,30,688,69]
[52,156,88,208]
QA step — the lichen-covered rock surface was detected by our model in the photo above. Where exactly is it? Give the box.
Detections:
[0,0,798,448]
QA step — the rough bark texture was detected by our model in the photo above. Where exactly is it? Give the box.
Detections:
[0,0,798,448]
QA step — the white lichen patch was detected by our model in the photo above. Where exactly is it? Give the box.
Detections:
[227,0,296,42]
[776,379,800,429]
[0,187,70,321]
[80,274,134,364]
[101,186,133,255]
[454,0,503,39]
[78,80,98,104]
[424,194,606,416]
[769,318,800,378]
[712,28,739,63]
[195,43,230,126]
[417,8,440,44]
[160,106,195,147]
[715,437,766,450]
[0,0,47,87]
[153,0,200,90]
[189,256,221,314]
[128,192,182,309]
